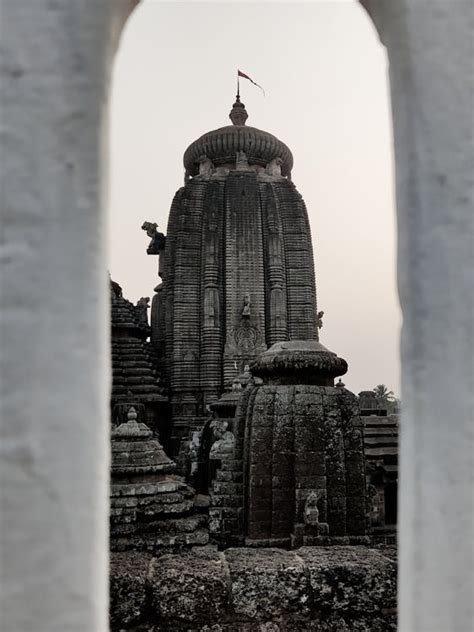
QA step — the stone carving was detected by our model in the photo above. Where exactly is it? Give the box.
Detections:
[304,491,322,526]
[266,157,283,177]
[209,419,235,460]
[241,293,251,318]
[142,221,158,238]
[317,310,324,329]
[268,230,281,265]
[204,286,220,327]
[135,297,150,325]
[198,154,214,177]
[236,150,249,170]
[141,221,166,254]
[234,322,260,353]
[184,169,191,184]
[215,166,230,177]
[205,229,218,263]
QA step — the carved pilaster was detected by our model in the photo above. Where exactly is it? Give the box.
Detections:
[261,183,288,345]
[200,181,225,408]
[274,181,318,340]
[169,181,204,421]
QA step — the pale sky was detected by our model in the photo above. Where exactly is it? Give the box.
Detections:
[108,0,401,396]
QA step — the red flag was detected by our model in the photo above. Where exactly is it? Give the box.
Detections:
[238,69,265,96]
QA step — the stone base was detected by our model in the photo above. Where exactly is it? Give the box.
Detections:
[110,545,397,631]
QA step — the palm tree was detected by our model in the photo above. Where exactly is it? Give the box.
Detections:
[373,384,396,410]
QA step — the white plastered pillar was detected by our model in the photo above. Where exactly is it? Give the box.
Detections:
[0,2,137,630]
[362,2,474,631]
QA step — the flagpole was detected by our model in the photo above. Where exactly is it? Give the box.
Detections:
[237,69,240,99]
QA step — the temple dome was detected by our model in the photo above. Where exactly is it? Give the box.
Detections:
[183,97,294,177]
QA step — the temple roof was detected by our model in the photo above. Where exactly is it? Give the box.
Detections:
[183,97,293,177]
[111,280,149,338]
[111,407,175,474]
[110,279,166,404]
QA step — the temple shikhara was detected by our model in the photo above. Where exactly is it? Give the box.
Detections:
[109,95,398,630]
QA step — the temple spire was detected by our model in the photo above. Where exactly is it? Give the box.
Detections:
[229,95,248,126]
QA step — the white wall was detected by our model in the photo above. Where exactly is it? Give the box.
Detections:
[363,1,474,630]
[1,1,472,631]
[0,2,136,631]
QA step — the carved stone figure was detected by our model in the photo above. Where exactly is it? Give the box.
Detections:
[266,157,283,177]
[304,491,321,526]
[136,297,150,325]
[141,221,166,254]
[198,154,214,177]
[241,293,251,318]
[236,150,249,170]
[142,221,158,238]
[209,419,235,460]
[317,310,324,329]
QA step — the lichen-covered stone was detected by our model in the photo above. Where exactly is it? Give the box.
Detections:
[148,547,228,624]
[298,546,397,618]
[109,552,151,631]
[110,546,397,630]
[226,548,310,620]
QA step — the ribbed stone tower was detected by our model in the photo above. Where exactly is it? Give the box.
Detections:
[152,97,319,454]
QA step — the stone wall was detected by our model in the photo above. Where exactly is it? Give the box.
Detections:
[110,545,396,631]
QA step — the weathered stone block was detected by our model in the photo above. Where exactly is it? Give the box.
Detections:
[294,454,326,477]
[110,552,151,630]
[148,547,228,623]
[298,546,397,617]
[226,548,310,620]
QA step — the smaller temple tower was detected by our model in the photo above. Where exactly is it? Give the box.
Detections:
[208,341,368,547]
[110,279,166,435]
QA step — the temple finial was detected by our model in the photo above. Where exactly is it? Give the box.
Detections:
[229,96,248,126]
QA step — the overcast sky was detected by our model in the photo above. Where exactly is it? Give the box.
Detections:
[108,0,401,396]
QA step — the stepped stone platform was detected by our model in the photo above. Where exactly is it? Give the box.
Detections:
[110,545,397,631]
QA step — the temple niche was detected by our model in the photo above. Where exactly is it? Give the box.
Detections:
[107,95,397,630]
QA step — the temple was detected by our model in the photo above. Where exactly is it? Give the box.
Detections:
[109,97,398,627]
[143,97,319,457]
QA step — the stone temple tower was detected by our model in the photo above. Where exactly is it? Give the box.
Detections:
[148,97,319,454]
